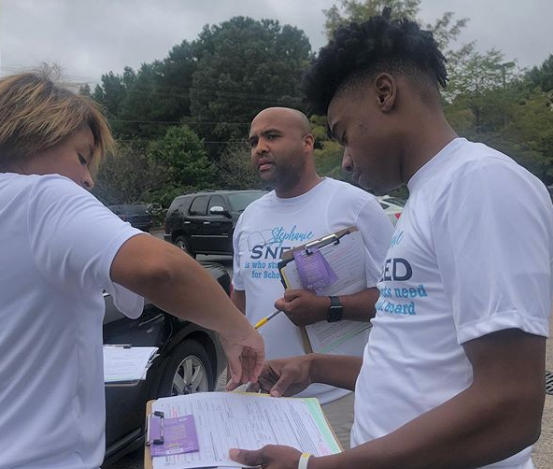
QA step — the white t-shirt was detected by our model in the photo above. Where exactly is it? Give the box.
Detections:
[233,177,393,404]
[352,138,553,468]
[0,174,144,469]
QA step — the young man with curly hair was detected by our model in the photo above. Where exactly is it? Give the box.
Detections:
[230,10,553,469]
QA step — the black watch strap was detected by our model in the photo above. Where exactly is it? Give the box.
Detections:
[327,296,343,323]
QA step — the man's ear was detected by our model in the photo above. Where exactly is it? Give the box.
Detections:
[303,133,315,150]
[374,73,396,112]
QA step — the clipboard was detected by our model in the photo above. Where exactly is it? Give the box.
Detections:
[277,227,356,353]
[278,226,371,354]
[144,394,343,469]
[103,345,159,386]
[144,401,154,469]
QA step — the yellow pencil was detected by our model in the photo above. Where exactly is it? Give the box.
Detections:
[254,310,282,329]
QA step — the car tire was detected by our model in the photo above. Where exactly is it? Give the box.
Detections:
[174,235,196,258]
[157,340,214,397]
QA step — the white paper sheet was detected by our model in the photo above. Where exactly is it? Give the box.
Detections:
[281,229,371,353]
[103,345,158,383]
[151,392,341,469]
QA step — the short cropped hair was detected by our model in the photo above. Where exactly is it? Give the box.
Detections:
[303,9,447,115]
[0,67,115,171]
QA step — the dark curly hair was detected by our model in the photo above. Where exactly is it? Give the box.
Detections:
[303,9,447,115]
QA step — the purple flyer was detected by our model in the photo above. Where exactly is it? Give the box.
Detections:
[293,248,338,293]
[150,414,199,457]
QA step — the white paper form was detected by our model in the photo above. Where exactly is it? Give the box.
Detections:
[151,392,341,469]
[281,229,371,353]
[103,345,158,383]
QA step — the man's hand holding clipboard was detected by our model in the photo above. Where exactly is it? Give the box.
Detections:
[276,226,373,354]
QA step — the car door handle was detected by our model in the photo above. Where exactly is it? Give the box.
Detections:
[184,221,191,224]
[203,221,210,224]
[138,313,164,329]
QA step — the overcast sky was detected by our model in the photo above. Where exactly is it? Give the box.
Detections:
[1,0,551,86]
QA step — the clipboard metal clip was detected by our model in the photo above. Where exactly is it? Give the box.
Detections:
[146,410,165,446]
[304,231,350,255]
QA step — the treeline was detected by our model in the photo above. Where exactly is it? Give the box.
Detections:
[86,1,553,206]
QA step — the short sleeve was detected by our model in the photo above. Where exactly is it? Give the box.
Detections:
[232,212,245,291]
[355,197,394,287]
[27,176,145,318]
[432,160,552,343]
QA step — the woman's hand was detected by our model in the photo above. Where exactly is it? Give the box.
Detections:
[220,319,265,385]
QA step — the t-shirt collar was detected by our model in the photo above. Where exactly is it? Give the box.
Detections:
[407,138,467,193]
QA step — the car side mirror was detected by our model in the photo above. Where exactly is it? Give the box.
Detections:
[209,206,230,217]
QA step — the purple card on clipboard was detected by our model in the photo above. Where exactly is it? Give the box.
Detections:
[293,247,338,293]
[149,414,199,457]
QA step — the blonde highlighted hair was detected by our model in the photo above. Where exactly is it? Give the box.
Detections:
[0,66,115,171]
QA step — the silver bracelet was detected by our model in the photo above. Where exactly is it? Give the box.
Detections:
[298,452,312,469]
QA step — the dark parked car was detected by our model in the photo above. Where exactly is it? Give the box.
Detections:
[102,261,229,466]
[164,190,267,257]
[109,204,153,232]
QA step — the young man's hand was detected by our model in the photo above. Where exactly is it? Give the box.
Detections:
[229,445,307,469]
[227,355,313,396]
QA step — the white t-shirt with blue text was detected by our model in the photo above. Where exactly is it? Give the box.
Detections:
[352,138,553,469]
[233,177,393,404]
[0,174,144,469]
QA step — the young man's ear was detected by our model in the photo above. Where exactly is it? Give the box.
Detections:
[374,73,396,112]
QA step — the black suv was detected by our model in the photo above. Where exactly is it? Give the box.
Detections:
[164,190,267,257]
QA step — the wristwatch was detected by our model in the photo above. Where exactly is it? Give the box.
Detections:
[327,296,343,323]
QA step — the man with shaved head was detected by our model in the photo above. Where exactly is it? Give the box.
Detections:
[229,107,393,447]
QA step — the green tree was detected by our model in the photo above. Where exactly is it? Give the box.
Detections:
[324,0,420,38]
[501,88,553,183]
[308,115,347,180]
[321,0,522,101]
[79,83,92,96]
[528,54,553,93]
[216,143,261,190]
[189,17,312,157]
[114,42,198,140]
[147,125,216,200]
[92,140,167,205]
[323,0,467,52]
[93,69,134,117]
[115,61,170,139]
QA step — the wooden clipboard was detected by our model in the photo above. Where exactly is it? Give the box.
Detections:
[144,400,154,469]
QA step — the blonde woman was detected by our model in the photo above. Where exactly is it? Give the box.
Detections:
[0,69,264,469]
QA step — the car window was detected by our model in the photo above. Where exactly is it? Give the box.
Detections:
[208,195,227,211]
[379,202,389,210]
[227,191,265,212]
[176,197,192,213]
[189,196,209,215]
